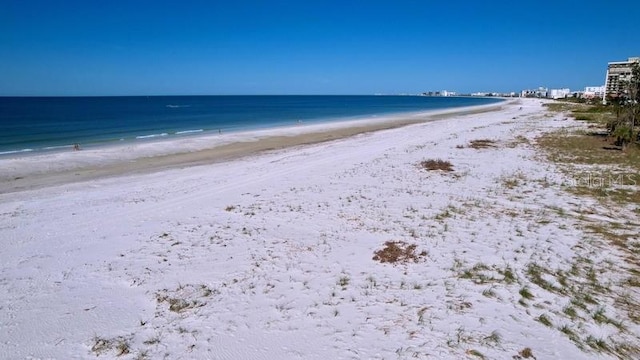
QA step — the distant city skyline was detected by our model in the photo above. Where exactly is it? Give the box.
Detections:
[1,1,639,96]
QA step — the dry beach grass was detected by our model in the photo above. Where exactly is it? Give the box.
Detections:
[419,159,454,172]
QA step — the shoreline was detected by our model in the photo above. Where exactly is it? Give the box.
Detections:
[0,100,509,194]
[0,95,504,157]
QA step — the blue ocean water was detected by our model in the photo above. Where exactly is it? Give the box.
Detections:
[0,95,502,155]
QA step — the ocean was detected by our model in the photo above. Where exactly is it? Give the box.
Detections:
[0,95,502,155]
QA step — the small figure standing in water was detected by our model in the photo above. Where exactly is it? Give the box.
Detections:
[73,143,81,151]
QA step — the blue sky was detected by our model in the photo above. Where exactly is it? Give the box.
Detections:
[1,0,638,95]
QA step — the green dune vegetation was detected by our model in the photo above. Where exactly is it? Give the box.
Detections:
[535,66,640,358]
[541,62,640,206]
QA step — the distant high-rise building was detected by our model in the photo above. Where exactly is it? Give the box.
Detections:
[604,57,639,100]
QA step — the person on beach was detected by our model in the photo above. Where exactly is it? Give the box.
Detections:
[73,143,81,151]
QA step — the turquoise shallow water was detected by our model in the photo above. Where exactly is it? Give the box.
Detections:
[0,95,502,155]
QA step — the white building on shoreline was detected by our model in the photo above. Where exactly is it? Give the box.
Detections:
[549,88,571,99]
[521,87,548,98]
[584,85,605,99]
[420,90,457,97]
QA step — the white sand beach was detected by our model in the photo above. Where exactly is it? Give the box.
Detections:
[1,98,638,359]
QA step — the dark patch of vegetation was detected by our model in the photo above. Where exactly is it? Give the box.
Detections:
[468,139,496,149]
[420,159,454,172]
[519,286,535,300]
[372,241,427,264]
[536,314,552,327]
[518,347,535,359]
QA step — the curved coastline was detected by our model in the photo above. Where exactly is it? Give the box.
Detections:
[0,95,503,157]
[0,98,510,194]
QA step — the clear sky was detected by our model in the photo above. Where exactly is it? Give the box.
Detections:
[1,0,638,96]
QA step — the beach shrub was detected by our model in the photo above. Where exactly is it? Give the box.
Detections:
[611,125,637,148]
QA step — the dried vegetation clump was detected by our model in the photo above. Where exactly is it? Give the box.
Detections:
[373,241,427,264]
[468,139,497,149]
[90,336,131,357]
[420,159,454,172]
